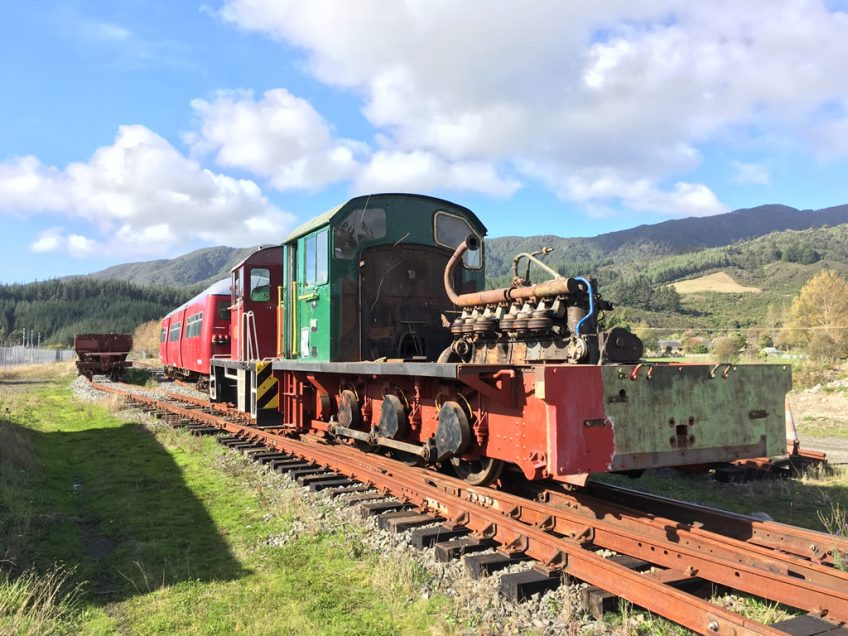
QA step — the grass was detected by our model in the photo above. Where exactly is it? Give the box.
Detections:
[0,365,454,635]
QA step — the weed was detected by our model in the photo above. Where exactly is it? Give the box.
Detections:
[818,503,848,571]
[0,566,82,636]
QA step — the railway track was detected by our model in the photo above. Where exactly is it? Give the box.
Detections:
[91,379,848,635]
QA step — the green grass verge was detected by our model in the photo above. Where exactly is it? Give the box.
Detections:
[0,367,452,635]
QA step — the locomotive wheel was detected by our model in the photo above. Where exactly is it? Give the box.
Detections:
[450,457,504,486]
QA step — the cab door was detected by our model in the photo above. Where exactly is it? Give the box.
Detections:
[296,228,330,360]
[230,269,243,360]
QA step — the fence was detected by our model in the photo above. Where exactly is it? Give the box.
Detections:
[0,346,75,368]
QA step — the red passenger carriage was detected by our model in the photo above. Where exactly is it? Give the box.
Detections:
[160,279,232,387]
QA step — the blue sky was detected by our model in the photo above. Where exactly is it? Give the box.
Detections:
[1,1,847,283]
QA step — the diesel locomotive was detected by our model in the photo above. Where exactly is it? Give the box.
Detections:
[161,193,791,487]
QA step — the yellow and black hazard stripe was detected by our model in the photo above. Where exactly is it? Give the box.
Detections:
[255,360,279,410]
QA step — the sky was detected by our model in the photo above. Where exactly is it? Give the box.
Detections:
[1,1,848,283]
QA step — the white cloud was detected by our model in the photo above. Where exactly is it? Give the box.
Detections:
[30,227,64,253]
[356,151,520,197]
[2,125,295,258]
[732,161,771,186]
[220,0,848,215]
[186,89,366,190]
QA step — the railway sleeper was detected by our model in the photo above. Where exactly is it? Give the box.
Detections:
[434,536,497,562]
[343,492,389,505]
[465,552,530,579]
[377,511,445,533]
[580,555,710,620]
[296,472,339,486]
[322,485,374,498]
[286,467,327,480]
[499,567,564,603]
[188,426,221,436]
[309,479,358,492]
[359,500,412,518]
[250,452,291,463]
[269,460,313,472]
[410,524,470,549]
[772,613,848,635]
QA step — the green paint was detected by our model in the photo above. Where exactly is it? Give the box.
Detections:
[603,363,792,467]
[282,194,486,362]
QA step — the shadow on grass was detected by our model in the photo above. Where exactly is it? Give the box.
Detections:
[15,419,248,604]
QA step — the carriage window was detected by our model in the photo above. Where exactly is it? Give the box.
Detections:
[217,300,230,320]
[250,268,270,302]
[160,328,166,343]
[434,211,482,269]
[304,229,329,286]
[169,322,181,342]
[333,207,386,259]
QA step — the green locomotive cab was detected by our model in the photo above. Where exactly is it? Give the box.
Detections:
[280,193,486,362]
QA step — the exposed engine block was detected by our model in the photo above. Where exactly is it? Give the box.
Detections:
[443,237,643,366]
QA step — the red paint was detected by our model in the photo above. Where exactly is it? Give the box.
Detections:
[160,282,231,377]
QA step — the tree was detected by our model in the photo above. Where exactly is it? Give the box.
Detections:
[783,271,848,358]
[713,336,740,362]
[133,320,162,359]
[634,325,658,354]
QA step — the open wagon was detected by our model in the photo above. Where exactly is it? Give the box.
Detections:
[73,333,133,381]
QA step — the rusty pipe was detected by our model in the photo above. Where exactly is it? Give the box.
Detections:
[445,235,582,307]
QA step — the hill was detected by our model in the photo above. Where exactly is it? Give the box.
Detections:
[88,245,258,288]
[484,203,848,283]
[82,204,848,290]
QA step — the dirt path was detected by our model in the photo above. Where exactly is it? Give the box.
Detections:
[788,379,848,466]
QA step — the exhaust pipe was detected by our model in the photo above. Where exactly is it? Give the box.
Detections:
[444,235,583,308]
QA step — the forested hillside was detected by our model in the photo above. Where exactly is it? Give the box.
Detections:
[88,245,256,288]
[0,278,194,346]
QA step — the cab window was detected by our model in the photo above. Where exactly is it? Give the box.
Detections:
[250,268,270,302]
[304,229,329,286]
[434,211,482,269]
[333,207,386,259]
[160,327,166,343]
[217,300,230,320]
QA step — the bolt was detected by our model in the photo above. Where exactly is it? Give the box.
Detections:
[708,620,719,632]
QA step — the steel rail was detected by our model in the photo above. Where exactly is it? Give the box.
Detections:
[578,481,848,567]
[92,383,844,634]
[512,482,848,590]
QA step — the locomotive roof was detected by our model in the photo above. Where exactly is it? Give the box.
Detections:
[284,193,486,243]
[165,277,230,318]
[229,244,283,273]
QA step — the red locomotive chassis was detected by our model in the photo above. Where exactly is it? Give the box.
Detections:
[268,359,791,486]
